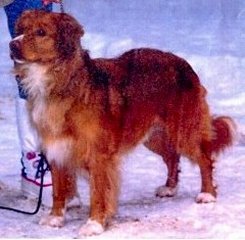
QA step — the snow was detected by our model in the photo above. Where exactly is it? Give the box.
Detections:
[0,0,245,238]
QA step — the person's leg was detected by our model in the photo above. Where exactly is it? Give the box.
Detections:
[4,0,53,206]
[16,98,53,206]
[4,0,52,38]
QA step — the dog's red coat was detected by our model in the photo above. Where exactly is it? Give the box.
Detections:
[11,10,235,236]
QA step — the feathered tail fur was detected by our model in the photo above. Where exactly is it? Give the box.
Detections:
[210,116,236,156]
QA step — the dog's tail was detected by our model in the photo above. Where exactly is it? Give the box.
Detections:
[210,116,236,156]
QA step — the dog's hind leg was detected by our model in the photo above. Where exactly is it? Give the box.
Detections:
[182,138,216,203]
[195,150,217,203]
[144,127,180,198]
[39,162,77,227]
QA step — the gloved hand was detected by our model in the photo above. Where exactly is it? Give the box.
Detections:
[42,0,61,6]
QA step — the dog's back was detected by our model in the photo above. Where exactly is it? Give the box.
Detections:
[89,48,210,155]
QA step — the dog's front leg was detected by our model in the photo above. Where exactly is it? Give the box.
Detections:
[40,162,76,228]
[79,156,120,237]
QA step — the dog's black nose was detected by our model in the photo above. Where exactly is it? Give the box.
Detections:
[9,39,21,53]
[9,39,22,61]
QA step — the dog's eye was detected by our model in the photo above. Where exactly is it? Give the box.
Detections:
[36,29,46,37]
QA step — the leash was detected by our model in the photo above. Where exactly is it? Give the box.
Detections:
[59,0,65,13]
[0,154,50,215]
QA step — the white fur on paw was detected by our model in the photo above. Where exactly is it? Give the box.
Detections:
[156,185,177,197]
[79,219,104,237]
[39,215,65,228]
[196,192,216,203]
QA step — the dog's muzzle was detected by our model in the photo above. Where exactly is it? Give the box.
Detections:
[9,37,24,63]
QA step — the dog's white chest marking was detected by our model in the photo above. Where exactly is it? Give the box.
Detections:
[22,63,48,125]
[46,139,72,166]
[23,64,72,166]
[23,63,48,98]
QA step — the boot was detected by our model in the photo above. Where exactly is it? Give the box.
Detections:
[16,97,53,207]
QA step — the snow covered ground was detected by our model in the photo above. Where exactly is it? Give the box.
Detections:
[0,0,245,238]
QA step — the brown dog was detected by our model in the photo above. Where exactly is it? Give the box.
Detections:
[10,10,234,236]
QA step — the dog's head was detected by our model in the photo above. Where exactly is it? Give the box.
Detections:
[9,10,84,63]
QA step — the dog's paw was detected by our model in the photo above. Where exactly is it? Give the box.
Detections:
[78,219,104,237]
[39,214,65,228]
[196,192,216,203]
[156,185,177,197]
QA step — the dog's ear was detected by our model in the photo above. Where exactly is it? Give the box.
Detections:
[57,13,84,58]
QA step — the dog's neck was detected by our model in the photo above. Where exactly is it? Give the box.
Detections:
[15,49,90,101]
